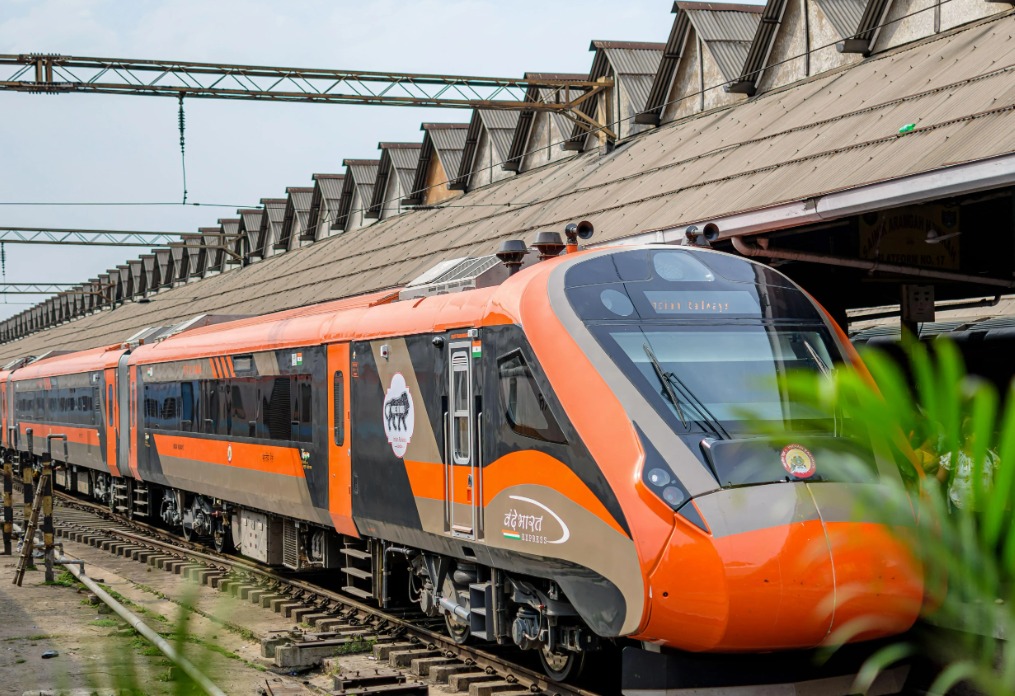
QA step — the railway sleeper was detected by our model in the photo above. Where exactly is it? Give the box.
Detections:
[30,470,605,683]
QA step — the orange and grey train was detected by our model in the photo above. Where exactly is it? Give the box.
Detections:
[1,243,924,688]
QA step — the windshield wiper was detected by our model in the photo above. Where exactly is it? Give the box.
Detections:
[643,343,688,428]
[801,338,839,436]
[642,343,730,439]
[802,339,832,378]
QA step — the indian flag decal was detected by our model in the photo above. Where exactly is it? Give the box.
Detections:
[471,340,482,358]
[502,530,521,540]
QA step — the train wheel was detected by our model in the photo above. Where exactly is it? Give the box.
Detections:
[539,648,585,682]
[442,574,470,644]
[444,612,470,644]
[212,520,231,553]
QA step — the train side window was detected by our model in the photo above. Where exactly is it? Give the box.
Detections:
[299,381,312,443]
[262,377,291,440]
[180,382,194,431]
[497,351,567,444]
[107,385,114,427]
[333,371,344,446]
[451,351,471,464]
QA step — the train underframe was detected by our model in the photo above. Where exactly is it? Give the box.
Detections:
[27,457,599,681]
[9,451,914,691]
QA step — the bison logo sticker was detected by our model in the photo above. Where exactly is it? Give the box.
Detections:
[383,372,414,458]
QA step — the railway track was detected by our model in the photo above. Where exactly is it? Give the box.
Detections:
[9,479,607,696]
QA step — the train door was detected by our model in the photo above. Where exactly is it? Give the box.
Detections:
[327,342,356,536]
[445,334,483,540]
[104,369,119,476]
[116,353,133,478]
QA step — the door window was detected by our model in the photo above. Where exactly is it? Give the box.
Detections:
[451,351,471,464]
[333,371,344,446]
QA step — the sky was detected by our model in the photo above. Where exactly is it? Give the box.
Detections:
[0,0,752,322]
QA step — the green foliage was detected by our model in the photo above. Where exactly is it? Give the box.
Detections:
[43,570,79,587]
[334,636,375,655]
[779,337,1013,694]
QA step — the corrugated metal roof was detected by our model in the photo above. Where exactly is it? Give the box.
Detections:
[621,75,656,121]
[219,218,240,237]
[429,125,468,182]
[199,229,223,271]
[684,4,762,41]
[238,210,263,236]
[638,11,692,125]
[813,0,865,38]
[290,187,312,213]
[569,41,665,147]
[389,146,422,192]
[368,144,422,218]
[315,174,344,206]
[406,124,467,204]
[2,12,1013,359]
[306,175,343,240]
[506,74,586,170]
[278,187,313,249]
[683,5,762,82]
[237,208,264,260]
[602,45,664,76]
[258,198,286,256]
[455,110,521,189]
[334,160,379,230]
[727,0,789,95]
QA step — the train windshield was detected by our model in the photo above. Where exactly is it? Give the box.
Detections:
[592,323,838,434]
[564,248,848,436]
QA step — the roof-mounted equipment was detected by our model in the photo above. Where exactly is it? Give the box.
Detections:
[564,220,594,253]
[532,231,565,260]
[681,223,719,248]
[496,240,529,275]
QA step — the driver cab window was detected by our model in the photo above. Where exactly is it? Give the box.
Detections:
[497,351,566,444]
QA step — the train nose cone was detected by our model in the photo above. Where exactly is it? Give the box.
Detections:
[640,482,922,652]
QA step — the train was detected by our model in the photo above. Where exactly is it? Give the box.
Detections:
[0,233,924,689]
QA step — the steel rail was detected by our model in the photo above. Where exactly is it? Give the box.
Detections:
[57,550,228,696]
[44,489,601,696]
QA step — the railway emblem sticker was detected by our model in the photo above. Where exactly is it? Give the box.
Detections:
[780,444,816,479]
[501,495,570,545]
[382,372,414,458]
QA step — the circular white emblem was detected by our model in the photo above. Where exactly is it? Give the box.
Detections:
[780,444,816,479]
[383,373,414,458]
[227,444,233,463]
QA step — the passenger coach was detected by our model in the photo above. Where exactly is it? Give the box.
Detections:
[1,237,924,688]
